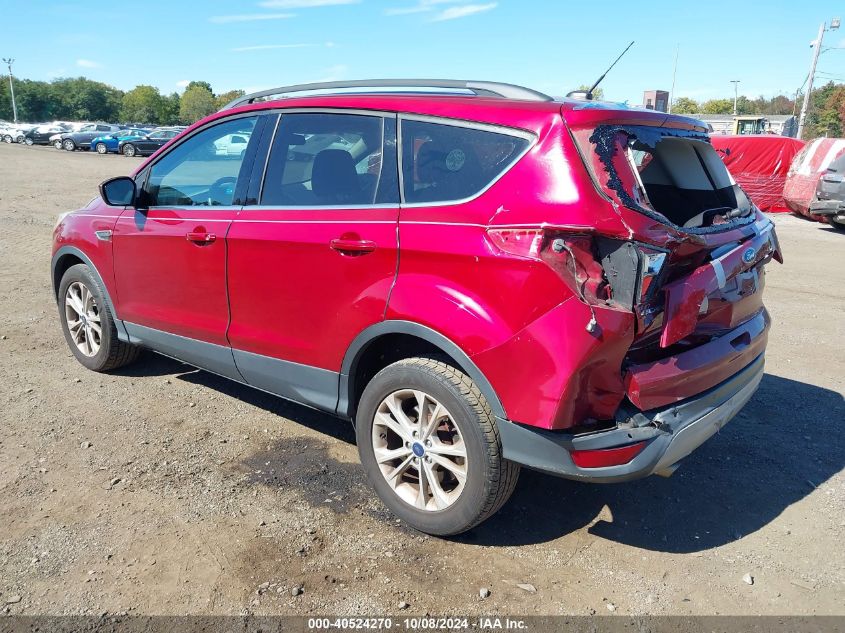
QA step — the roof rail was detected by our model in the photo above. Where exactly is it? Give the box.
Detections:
[220,79,554,110]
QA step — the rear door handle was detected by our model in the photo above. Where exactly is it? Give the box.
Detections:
[186,231,216,244]
[330,238,377,254]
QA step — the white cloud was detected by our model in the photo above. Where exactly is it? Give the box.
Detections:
[385,0,495,20]
[209,13,295,23]
[431,2,496,21]
[231,43,313,52]
[76,59,101,68]
[176,80,190,88]
[259,0,358,7]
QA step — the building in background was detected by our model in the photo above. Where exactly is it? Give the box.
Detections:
[643,90,669,112]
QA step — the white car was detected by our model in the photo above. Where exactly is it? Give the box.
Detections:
[213,132,250,157]
[2,124,34,144]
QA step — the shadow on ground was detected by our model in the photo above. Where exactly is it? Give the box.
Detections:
[119,355,844,552]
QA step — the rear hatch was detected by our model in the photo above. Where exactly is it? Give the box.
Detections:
[566,108,783,411]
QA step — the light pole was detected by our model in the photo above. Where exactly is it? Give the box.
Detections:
[797,18,840,139]
[2,57,17,124]
[730,80,740,115]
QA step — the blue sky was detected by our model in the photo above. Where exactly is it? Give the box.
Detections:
[2,0,844,104]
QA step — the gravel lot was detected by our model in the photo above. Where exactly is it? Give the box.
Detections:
[0,143,843,617]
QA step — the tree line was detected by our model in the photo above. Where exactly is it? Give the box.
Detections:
[671,82,845,138]
[0,76,243,126]
[1,75,844,139]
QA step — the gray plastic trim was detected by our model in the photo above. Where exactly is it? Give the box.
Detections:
[337,320,505,421]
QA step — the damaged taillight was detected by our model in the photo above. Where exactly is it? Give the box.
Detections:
[487,228,610,306]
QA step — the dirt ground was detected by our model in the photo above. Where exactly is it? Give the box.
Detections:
[0,143,843,617]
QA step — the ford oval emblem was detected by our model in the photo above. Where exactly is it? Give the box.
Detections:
[742,247,756,264]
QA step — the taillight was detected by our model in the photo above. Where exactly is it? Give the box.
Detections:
[487,227,612,328]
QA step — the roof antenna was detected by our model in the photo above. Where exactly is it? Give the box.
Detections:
[568,41,635,100]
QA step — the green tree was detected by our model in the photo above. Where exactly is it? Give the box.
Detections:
[576,84,604,100]
[179,85,216,123]
[701,98,734,114]
[215,89,245,110]
[157,92,182,125]
[120,85,164,124]
[186,80,213,94]
[671,97,699,114]
[46,77,123,121]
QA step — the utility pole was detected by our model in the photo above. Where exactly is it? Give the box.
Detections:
[797,18,840,139]
[2,57,17,124]
[730,80,740,115]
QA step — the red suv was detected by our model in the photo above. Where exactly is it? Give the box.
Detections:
[52,80,781,535]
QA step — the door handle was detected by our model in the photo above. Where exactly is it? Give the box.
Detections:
[186,231,216,244]
[330,238,377,254]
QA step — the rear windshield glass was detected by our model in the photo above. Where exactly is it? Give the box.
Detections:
[575,125,753,230]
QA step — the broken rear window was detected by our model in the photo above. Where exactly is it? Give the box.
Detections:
[575,125,753,231]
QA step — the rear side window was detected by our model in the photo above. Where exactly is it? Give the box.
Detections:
[400,118,531,204]
[261,113,398,206]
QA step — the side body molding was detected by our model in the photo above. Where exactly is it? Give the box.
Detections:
[51,245,130,342]
[337,320,506,421]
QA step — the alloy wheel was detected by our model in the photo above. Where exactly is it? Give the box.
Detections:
[372,389,468,511]
[64,281,102,357]
[96,143,107,154]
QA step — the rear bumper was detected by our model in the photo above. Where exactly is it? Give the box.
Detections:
[497,354,764,482]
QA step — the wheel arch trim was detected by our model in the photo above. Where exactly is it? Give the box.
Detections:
[337,320,506,421]
[51,245,129,342]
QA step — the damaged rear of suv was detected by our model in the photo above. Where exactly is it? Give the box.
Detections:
[53,81,781,535]
[489,102,781,486]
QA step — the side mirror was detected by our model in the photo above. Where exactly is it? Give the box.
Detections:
[100,176,136,207]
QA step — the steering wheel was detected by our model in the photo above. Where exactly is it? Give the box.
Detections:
[208,176,237,205]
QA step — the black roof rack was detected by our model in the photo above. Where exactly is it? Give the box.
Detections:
[220,79,554,110]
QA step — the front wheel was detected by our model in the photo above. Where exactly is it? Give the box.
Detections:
[122,143,136,157]
[2,134,11,143]
[24,137,34,146]
[53,139,63,149]
[95,142,108,154]
[356,358,519,536]
[62,139,76,151]
[58,264,140,372]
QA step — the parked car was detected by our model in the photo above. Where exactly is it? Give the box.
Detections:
[51,79,782,535]
[809,152,845,230]
[91,129,149,155]
[24,124,72,146]
[118,128,182,157]
[59,123,125,151]
[214,131,251,157]
[3,124,35,143]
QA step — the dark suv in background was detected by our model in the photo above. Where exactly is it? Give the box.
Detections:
[810,153,845,231]
[60,123,125,151]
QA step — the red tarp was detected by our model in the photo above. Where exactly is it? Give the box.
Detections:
[783,138,845,220]
[710,135,806,212]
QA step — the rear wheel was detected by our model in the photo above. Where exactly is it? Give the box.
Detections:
[95,142,108,154]
[58,264,140,372]
[62,139,76,151]
[15,134,25,144]
[53,139,63,149]
[2,134,11,143]
[356,358,519,536]
[122,143,136,157]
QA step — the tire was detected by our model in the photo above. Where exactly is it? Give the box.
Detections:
[122,143,136,157]
[24,137,34,146]
[15,135,25,144]
[2,134,11,143]
[58,264,140,372]
[53,139,63,149]
[62,139,76,151]
[356,357,519,536]
[95,142,108,154]
[830,219,845,232]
